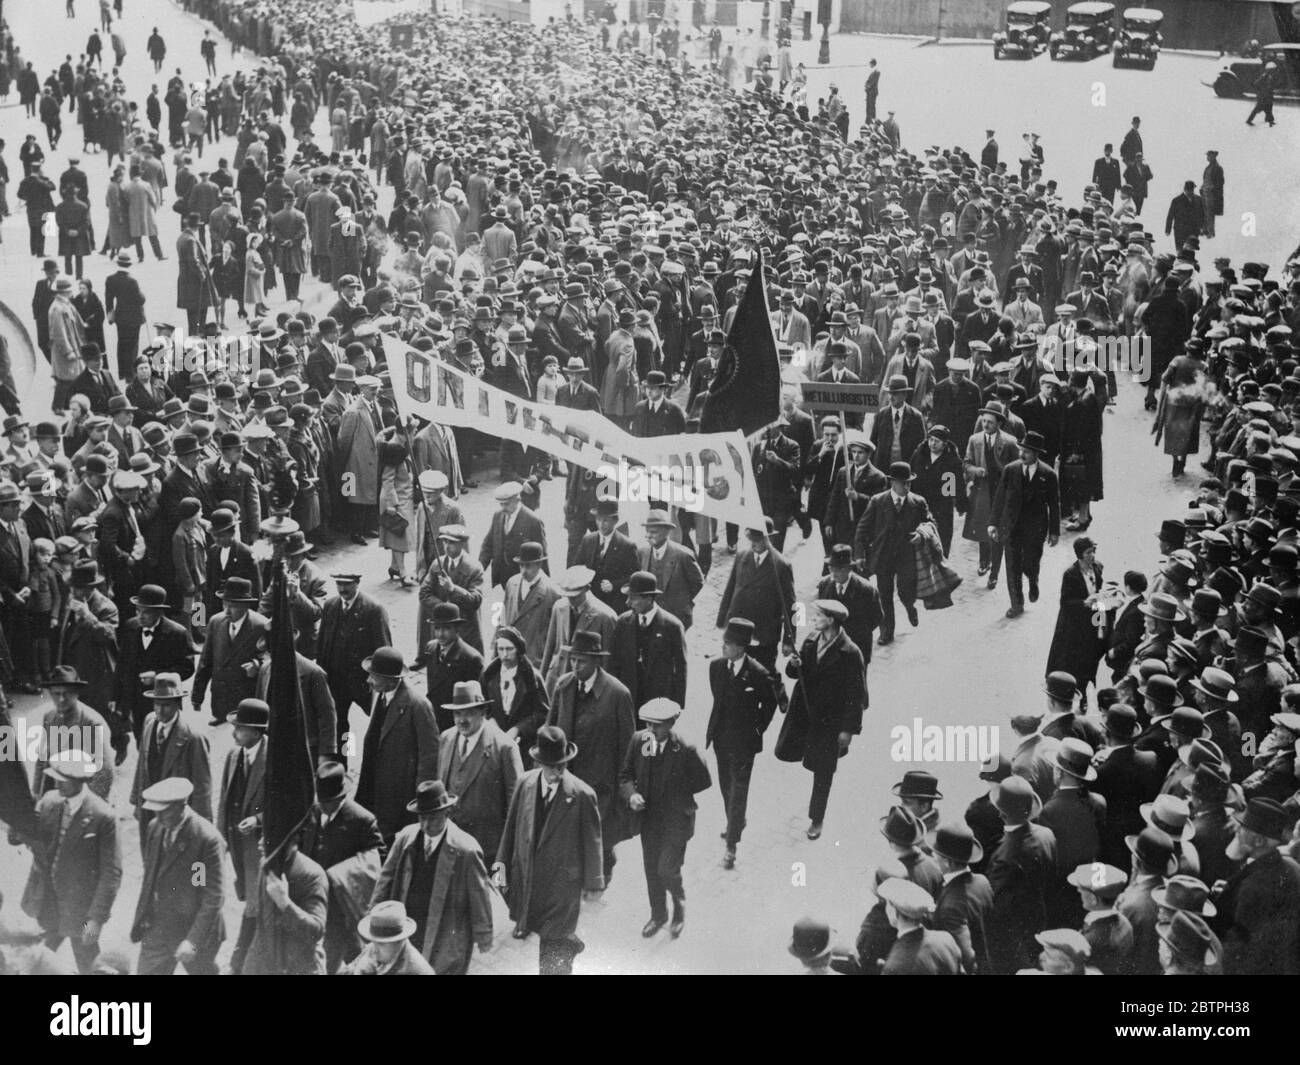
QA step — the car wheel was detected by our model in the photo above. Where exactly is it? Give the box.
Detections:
[1212,72,1243,98]
[1112,54,1122,68]
[993,43,1003,60]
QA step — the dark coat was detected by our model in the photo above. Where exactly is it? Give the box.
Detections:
[774,630,866,775]
[637,540,705,630]
[1215,848,1300,976]
[609,606,688,709]
[192,610,269,722]
[986,822,1058,974]
[438,720,523,863]
[354,680,440,841]
[882,927,962,975]
[130,807,225,955]
[575,529,639,615]
[316,592,392,710]
[618,727,712,842]
[425,637,484,733]
[204,541,261,618]
[715,547,795,649]
[815,571,881,664]
[22,788,121,940]
[991,460,1060,544]
[478,504,547,588]
[870,403,926,465]
[854,489,933,575]
[115,615,195,734]
[496,769,604,937]
[239,849,328,975]
[706,654,778,755]
[629,398,686,438]
[1046,561,1106,690]
[934,869,993,974]
[548,668,637,848]
[824,460,888,549]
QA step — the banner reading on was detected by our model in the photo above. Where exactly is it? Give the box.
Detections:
[383,335,767,530]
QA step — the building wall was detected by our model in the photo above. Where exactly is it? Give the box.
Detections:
[838,0,1283,52]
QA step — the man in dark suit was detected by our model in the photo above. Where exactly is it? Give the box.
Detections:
[424,602,484,733]
[817,544,882,666]
[1164,181,1205,251]
[1105,572,1148,681]
[576,499,640,615]
[715,521,796,675]
[478,481,548,589]
[300,763,385,973]
[870,377,927,468]
[1091,705,1162,871]
[157,432,214,576]
[854,462,934,645]
[202,433,262,543]
[192,577,269,727]
[985,776,1058,974]
[823,433,888,552]
[21,472,66,544]
[609,571,688,709]
[256,646,338,765]
[556,358,603,411]
[21,751,122,973]
[1213,797,1300,975]
[129,674,212,847]
[1091,144,1122,202]
[1038,739,1107,928]
[618,698,712,938]
[115,584,195,740]
[416,524,486,656]
[355,647,440,843]
[493,725,605,975]
[706,618,778,869]
[991,431,1060,618]
[638,509,705,630]
[752,421,802,550]
[317,573,392,758]
[202,508,261,619]
[931,822,993,974]
[805,416,846,553]
[628,370,687,438]
[96,469,147,616]
[103,253,147,379]
[131,778,226,975]
[218,699,268,914]
[1017,377,1065,469]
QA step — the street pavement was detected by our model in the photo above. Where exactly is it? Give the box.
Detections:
[0,0,1279,973]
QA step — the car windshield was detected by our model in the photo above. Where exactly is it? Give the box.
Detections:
[1123,17,1157,29]
[1008,12,1039,24]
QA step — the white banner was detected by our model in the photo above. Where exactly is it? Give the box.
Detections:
[353,0,427,26]
[382,335,767,530]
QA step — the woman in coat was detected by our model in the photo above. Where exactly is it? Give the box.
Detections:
[909,425,967,557]
[482,625,550,768]
[125,355,171,427]
[72,279,106,354]
[600,323,639,425]
[1046,536,1107,704]
[243,232,267,315]
[103,167,129,256]
[773,601,865,839]
[287,406,322,537]
[1155,346,1206,479]
[1061,369,1103,531]
[377,423,415,584]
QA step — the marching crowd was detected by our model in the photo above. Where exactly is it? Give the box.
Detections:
[0,0,1299,978]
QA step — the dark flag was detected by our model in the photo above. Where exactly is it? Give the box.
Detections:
[700,246,781,437]
[261,561,315,873]
[0,704,38,843]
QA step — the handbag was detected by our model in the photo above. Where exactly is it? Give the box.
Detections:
[378,509,408,537]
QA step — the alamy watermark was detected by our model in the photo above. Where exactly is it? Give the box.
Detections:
[889,717,1001,764]
[595,457,707,511]
[1046,334,1152,383]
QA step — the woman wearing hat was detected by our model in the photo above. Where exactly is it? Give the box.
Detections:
[483,626,550,767]
[377,423,415,586]
[1046,537,1108,704]
[908,423,966,556]
[774,599,865,840]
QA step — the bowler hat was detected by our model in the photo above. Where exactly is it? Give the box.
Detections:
[530,724,578,766]
[512,541,546,566]
[1125,826,1178,875]
[883,374,913,394]
[622,571,661,597]
[430,603,464,626]
[788,917,832,961]
[1055,738,1098,782]
[928,822,982,866]
[228,698,270,729]
[887,461,914,482]
[1043,671,1078,703]
[880,805,926,847]
[129,584,170,610]
[362,647,408,678]
[991,776,1042,822]
[1162,706,1210,742]
[41,665,87,689]
[892,771,942,801]
[722,618,755,647]
[220,576,258,603]
[406,779,458,814]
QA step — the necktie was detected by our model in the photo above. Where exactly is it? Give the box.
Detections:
[53,802,72,863]
[459,735,469,762]
[142,627,155,647]
[230,748,247,807]
[229,622,239,642]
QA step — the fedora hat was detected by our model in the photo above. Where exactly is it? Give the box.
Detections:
[1141,794,1195,842]
[143,672,189,700]
[642,509,675,529]
[69,560,105,588]
[442,680,490,712]
[316,762,347,803]
[1158,910,1217,968]
[977,400,1007,422]
[1125,826,1178,875]
[362,647,409,678]
[129,584,170,610]
[722,617,755,647]
[1054,738,1098,782]
[406,779,458,814]
[564,629,609,657]
[928,822,982,866]
[530,724,578,766]
[357,900,418,943]
[991,776,1042,822]
[1021,430,1049,455]
[880,805,926,847]
[1152,874,1217,917]
[1234,797,1292,841]
[219,576,258,603]
[892,770,942,801]
[1139,592,1187,623]
[227,698,270,729]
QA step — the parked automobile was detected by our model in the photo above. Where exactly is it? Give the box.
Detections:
[1112,7,1163,69]
[1050,1,1116,60]
[1211,43,1300,99]
[993,1,1053,59]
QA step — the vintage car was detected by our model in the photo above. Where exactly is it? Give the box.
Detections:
[1049,1,1116,60]
[1212,42,1300,99]
[993,1,1053,59]
[1112,7,1163,68]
